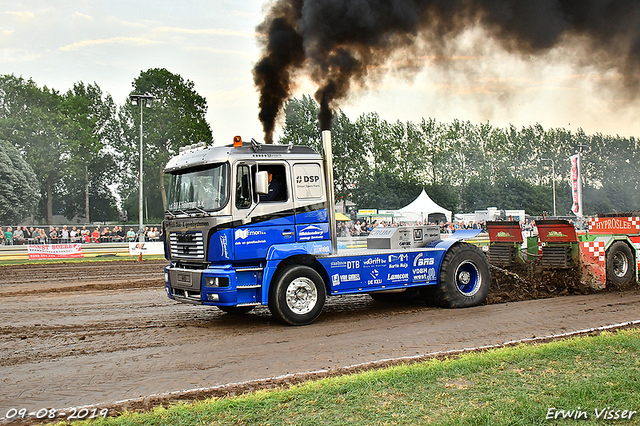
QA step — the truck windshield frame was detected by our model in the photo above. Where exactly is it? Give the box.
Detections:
[166,162,229,213]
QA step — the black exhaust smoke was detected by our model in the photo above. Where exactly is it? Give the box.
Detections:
[254,0,640,143]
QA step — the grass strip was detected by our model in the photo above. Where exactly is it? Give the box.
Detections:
[56,328,640,426]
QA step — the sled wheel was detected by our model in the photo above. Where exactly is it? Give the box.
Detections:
[606,241,634,286]
[369,288,420,303]
[434,242,491,308]
[269,265,326,325]
[218,305,255,315]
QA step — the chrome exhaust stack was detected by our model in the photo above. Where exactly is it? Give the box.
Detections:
[322,130,338,253]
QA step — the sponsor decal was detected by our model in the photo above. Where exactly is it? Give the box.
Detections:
[220,234,229,258]
[387,273,409,281]
[299,224,326,240]
[296,175,320,184]
[332,273,361,286]
[413,267,437,282]
[332,274,340,286]
[413,253,435,267]
[547,231,568,237]
[234,229,267,246]
[388,253,409,269]
[591,218,635,231]
[235,229,267,240]
[330,260,347,268]
[165,219,214,230]
[496,231,514,238]
[367,268,383,285]
[363,256,386,267]
[311,242,331,254]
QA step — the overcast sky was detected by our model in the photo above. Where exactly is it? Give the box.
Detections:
[3,1,640,146]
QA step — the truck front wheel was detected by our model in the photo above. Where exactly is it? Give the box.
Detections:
[606,241,634,286]
[269,265,326,325]
[433,243,491,308]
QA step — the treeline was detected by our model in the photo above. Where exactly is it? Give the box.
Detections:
[280,95,640,217]
[1,79,638,225]
[0,69,213,225]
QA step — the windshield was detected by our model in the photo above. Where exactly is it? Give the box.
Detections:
[167,163,229,212]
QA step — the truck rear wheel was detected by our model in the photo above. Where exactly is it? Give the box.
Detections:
[606,241,634,286]
[433,243,491,308]
[269,265,326,325]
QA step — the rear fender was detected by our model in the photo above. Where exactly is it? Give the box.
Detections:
[428,228,482,251]
[428,229,483,277]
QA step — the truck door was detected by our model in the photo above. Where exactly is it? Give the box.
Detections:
[292,162,330,242]
[233,162,296,262]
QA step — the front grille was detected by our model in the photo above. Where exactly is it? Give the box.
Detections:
[170,231,205,259]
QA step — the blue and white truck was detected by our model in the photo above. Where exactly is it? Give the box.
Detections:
[162,130,491,325]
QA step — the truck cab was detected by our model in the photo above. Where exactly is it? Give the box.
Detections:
[163,135,491,325]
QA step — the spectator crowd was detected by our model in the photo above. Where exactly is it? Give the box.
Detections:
[0,225,163,245]
[338,219,488,237]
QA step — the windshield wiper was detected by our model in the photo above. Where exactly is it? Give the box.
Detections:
[166,209,191,218]
[191,206,209,216]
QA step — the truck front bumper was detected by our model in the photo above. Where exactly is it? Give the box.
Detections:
[164,264,259,306]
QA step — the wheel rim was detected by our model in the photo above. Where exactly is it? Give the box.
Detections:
[612,251,629,278]
[285,277,318,315]
[455,260,481,297]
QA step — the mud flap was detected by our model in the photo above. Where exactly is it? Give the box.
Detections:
[579,238,609,289]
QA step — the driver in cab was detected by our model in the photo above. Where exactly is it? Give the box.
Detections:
[260,170,281,201]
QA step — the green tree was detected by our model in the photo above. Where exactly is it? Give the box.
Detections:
[0,139,39,223]
[351,169,422,210]
[0,75,67,224]
[59,82,120,222]
[279,95,321,149]
[120,68,214,221]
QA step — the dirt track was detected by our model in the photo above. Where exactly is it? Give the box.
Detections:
[1,259,639,422]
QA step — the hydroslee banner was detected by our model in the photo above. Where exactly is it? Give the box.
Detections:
[28,244,83,259]
[569,154,583,217]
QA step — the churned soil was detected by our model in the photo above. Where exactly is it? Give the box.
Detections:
[0,259,639,424]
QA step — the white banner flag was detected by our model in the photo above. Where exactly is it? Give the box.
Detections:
[128,241,165,256]
[569,154,582,217]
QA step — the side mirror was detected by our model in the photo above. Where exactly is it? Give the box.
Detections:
[255,171,269,196]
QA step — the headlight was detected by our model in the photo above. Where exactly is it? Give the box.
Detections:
[164,272,169,283]
[204,277,229,287]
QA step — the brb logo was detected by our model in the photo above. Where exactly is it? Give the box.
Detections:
[296,175,320,184]
[413,253,435,267]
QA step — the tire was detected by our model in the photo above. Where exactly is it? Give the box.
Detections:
[433,242,491,308]
[268,265,326,325]
[218,305,255,315]
[369,288,420,303]
[606,241,634,286]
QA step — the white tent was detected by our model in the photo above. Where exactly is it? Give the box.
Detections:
[396,189,452,223]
